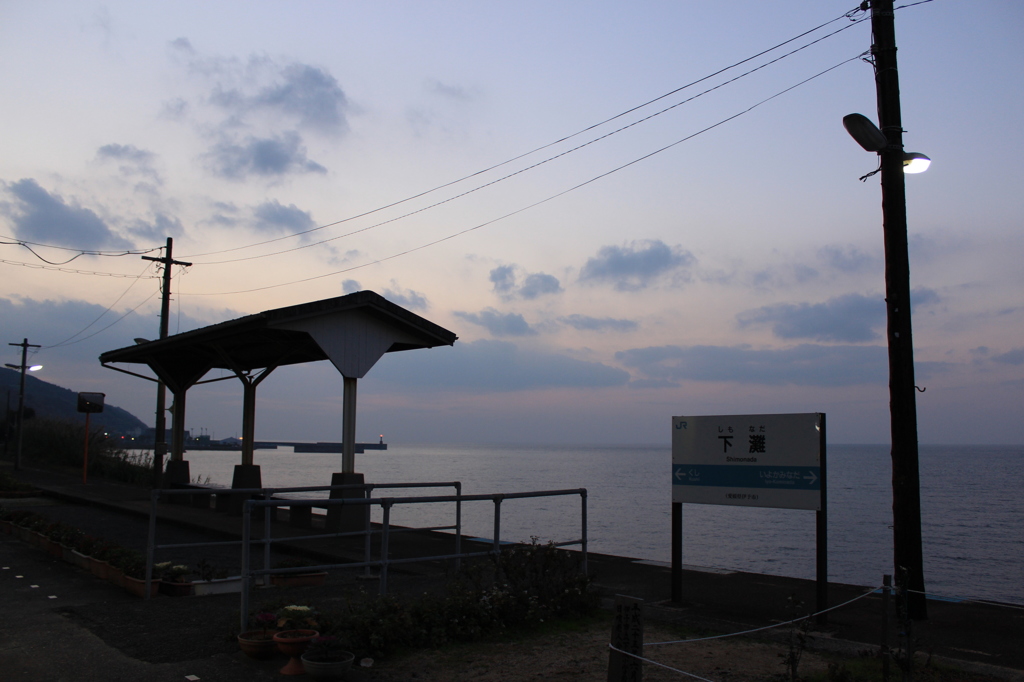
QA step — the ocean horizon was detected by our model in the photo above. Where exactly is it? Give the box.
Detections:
[173,442,1023,606]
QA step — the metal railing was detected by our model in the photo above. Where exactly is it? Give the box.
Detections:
[238,488,588,632]
[144,481,462,599]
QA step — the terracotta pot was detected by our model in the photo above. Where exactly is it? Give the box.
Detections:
[237,630,279,659]
[273,629,319,675]
[270,571,328,588]
[301,650,355,680]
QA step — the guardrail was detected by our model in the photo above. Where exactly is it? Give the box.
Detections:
[238,488,588,632]
[144,481,462,599]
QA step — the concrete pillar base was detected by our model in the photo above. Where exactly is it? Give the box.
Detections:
[326,472,368,533]
[216,464,263,516]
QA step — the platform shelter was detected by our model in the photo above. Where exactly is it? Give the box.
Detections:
[99,290,457,520]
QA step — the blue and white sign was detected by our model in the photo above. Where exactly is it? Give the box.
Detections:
[672,413,823,510]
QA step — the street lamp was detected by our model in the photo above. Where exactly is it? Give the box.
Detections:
[842,0,930,620]
[5,338,42,472]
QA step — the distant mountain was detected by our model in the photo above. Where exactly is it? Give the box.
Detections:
[0,367,148,434]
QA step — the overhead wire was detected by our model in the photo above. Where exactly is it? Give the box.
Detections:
[189,17,869,267]
[185,53,865,297]
[0,258,161,278]
[42,262,157,349]
[180,5,868,261]
[0,236,161,262]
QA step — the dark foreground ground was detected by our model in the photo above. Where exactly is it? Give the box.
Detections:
[2,462,1022,682]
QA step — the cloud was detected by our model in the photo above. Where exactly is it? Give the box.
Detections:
[737,294,885,343]
[616,343,890,387]
[208,61,349,134]
[205,132,327,179]
[559,314,638,333]
[579,239,695,291]
[1,179,132,250]
[454,308,537,337]
[128,212,183,241]
[381,282,428,310]
[342,279,361,294]
[489,265,562,300]
[992,348,1024,365]
[369,339,630,392]
[253,200,315,234]
[819,244,879,274]
[95,143,161,183]
[427,79,478,102]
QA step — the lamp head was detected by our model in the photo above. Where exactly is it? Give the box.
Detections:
[843,113,888,152]
[902,152,931,174]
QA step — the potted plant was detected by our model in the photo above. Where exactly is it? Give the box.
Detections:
[270,557,328,587]
[191,558,242,595]
[237,610,279,659]
[273,605,320,675]
[116,549,160,598]
[300,635,355,680]
[157,562,194,596]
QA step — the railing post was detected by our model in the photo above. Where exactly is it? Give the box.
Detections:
[455,482,462,572]
[379,500,391,596]
[580,489,588,575]
[364,485,373,578]
[492,495,503,556]
[145,489,158,600]
[882,574,892,682]
[263,500,272,584]
[240,499,252,633]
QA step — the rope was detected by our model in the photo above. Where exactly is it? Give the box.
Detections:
[609,644,718,682]
[645,585,882,647]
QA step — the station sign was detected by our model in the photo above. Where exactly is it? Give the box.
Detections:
[672,413,822,510]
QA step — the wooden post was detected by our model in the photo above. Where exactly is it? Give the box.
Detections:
[608,594,643,682]
[881,574,892,682]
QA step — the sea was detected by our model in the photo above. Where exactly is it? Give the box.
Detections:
[179,443,1024,606]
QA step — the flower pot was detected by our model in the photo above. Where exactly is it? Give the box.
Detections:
[46,539,64,559]
[270,571,328,588]
[122,575,160,598]
[301,650,355,680]
[159,580,194,597]
[88,556,111,581]
[237,630,279,659]
[193,577,242,596]
[273,629,319,675]
[70,550,92,571]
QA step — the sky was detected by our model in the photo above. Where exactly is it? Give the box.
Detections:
[2,1,1022,447]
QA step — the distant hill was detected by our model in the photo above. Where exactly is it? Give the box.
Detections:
[0,367,149,434]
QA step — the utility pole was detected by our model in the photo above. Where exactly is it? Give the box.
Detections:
[142,237,192,487]
[870,0,927,619]
[7,338,40,471]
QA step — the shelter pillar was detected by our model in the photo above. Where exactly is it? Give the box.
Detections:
[164,390,191,487]
[342,376,357,473]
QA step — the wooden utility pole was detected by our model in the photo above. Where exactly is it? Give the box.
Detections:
[7,338,40,471]
[870,0,927,619]
[141,237,192,487]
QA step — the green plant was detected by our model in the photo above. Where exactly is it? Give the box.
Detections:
[276,604,319,631]
[303,635,351,662]
[0,471,37,492]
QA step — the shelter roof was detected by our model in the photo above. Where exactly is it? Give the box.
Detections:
[99,290,457,391]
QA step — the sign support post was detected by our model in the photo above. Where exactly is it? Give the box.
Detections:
[671,413,827,616]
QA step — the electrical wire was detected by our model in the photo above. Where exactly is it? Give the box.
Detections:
[0,258,161,278]
[185,54,864,297]
[41,263,156,349]
[41,290,159,350]
[0,236,161,261]
[180,5,867,261]
[190,18,869,267]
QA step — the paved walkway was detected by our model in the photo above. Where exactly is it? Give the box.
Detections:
[2,463,1022,681]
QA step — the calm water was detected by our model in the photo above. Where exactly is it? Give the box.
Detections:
[182,443,1024,605]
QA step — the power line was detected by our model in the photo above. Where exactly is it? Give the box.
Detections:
[41,290,159,350]
[185,54,864,297]
[0,236,161,261]
[42,262,157,349]
[189,16,868,267]
[0,258,162,278]
[180,5,867,261]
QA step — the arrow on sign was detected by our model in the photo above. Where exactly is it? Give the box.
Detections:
[804,471,818,485]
